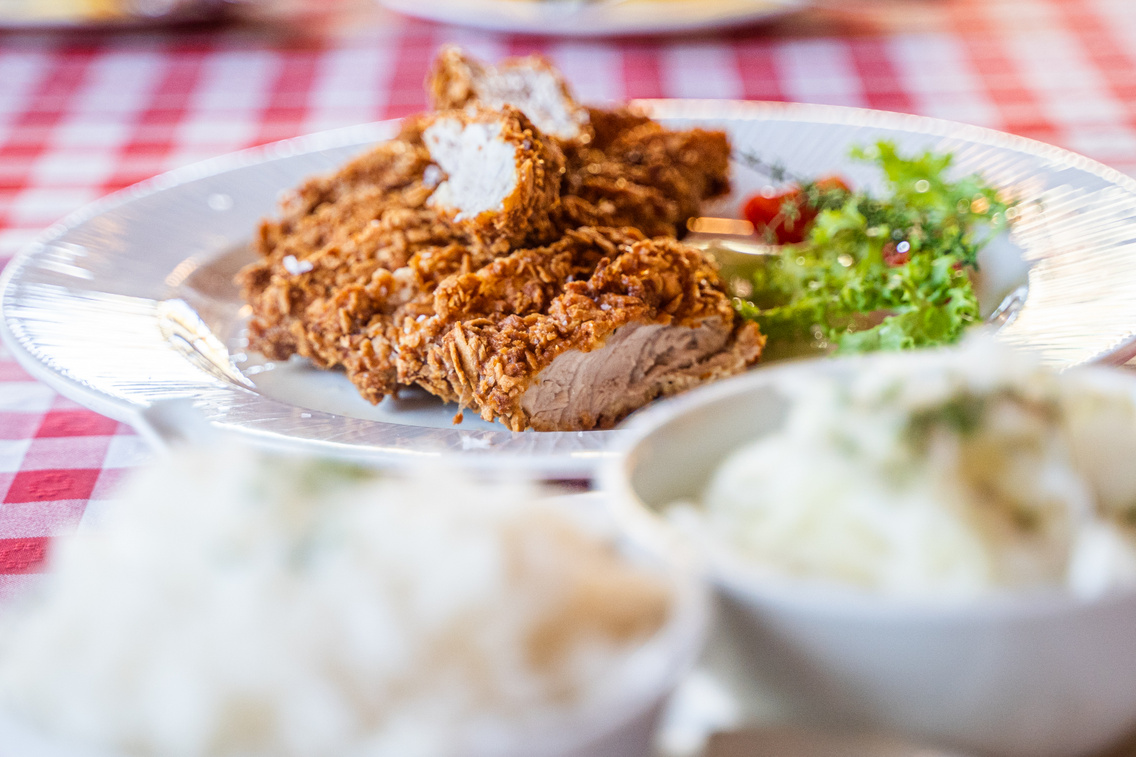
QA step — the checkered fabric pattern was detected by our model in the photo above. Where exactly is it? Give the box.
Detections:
[0,343,148,594]
[2,0,1136,582]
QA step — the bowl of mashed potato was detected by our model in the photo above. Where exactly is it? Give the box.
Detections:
[602,336,1136,757]
[0,443,709,757]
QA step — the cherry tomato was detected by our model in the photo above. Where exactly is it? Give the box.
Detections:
[882,240,910,267]
[742,193,795,242]
[813,176,852,193]
[742,176,851,245]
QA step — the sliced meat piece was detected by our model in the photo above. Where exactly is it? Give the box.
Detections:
[558,120,731,239]
[519,318,750,431]
[237,134,446,370]
[237,107,566,399]
[422,105,565,246]
[397,227,764,431]
[428,45,591,143]
[336,237,503,403]
[425,47,731,239]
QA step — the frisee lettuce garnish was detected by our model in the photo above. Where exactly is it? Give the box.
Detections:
[732,141,1013,355]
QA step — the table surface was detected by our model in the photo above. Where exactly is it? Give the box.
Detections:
[3,0,1136,752]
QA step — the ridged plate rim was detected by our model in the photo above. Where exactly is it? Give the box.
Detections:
[375,0,806,37]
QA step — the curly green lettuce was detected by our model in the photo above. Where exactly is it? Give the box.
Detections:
[733,142,1013,355]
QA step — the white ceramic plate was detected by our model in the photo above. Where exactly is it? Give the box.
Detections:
[377,0,805,37]
[0,1,229,30]
[5,100,1136,477]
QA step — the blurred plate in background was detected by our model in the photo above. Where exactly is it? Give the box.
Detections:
[0,0,232,29]
[377,0,806,37]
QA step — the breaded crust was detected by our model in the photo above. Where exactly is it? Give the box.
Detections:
[558,119,731,239]
[398,228,764,431]
[427,46,730,239]
[237,107,566,397]
[238,134,444,369]
[428,45,591,143]
[422,105,565,247]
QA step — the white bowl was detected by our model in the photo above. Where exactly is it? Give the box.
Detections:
[0,491,710,757]
[600,359,1136,757]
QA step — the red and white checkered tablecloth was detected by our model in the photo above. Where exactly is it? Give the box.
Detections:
[2,0,1136,587]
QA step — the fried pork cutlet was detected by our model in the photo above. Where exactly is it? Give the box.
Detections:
[557,120,729,239]
[239,128,439,369]
[239,47,762,431]
[428,44,591,143]
[238,107,564,399]
[428,45,731,238]
[422,104,565,246]
[398,227,764,432]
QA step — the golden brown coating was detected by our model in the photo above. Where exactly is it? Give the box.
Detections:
[585,106,652,150]
[238,133,444,371]
[238,107,566,398]
[421,105,566,247]
[427,45,591,143]
[428,46,730,239]
[398,228,765,431]
[558,118,731,239]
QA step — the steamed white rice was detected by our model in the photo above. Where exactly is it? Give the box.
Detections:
[0,447,672,757]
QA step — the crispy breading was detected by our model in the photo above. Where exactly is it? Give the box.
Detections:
[238,107,564,394]
[585,106,652,151]
[397,228,764,431]
[428,45,591,143]
[238,134,443,369]
[422,105,565,247]
[558,119,730,238]
[427,47,729,239]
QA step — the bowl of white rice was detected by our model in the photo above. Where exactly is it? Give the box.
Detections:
[601,336,1136,757]
[0,443,710,757]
